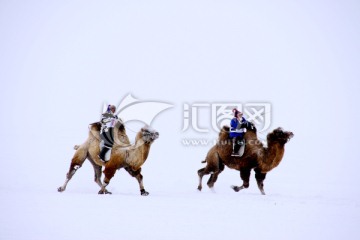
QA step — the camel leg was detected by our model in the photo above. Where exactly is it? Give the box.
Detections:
[197,167,208,191]
[207,172,219,189]
[231,168,251,192]
[58,150,87,192]
[207,174,214,187]
[254,168,267,195]
[198,153,224,191]
[99,165,117,194]
[58,163,81,192]
[92,163,103,188]
[125,167,149,196]
[207,159,224,189]
[197,167,215,191]
[87,157,112,194]
[207,161,224,189]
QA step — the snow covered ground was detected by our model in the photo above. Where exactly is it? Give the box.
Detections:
[1,1,360,240]
[2,183,359,240]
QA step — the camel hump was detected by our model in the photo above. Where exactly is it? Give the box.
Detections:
[74,145,80,150]
[222,125,230,131]
[89,122,101,131]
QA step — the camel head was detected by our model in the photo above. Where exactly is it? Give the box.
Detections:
[138,126,159,144]
[267,127,294,145]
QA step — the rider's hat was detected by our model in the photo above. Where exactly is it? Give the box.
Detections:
[232,108,242,117]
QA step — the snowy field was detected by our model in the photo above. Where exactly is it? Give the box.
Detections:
[2,183,359,240]
[1,1,360,240]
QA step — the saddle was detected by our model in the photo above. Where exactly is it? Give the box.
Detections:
[232,139,245,157]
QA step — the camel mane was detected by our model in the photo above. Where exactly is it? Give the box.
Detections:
[267,127,293,145]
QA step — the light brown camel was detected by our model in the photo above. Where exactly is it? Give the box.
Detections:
[197,122,294,195]
[98,126,159,195]
[58,120,130,193]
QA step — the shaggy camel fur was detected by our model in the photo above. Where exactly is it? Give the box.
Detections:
[58,120,130,193]
[197,123,294,195]
[98,126,159,195]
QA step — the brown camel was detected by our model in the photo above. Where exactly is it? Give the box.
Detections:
[58,120,130,193]
[98,126,159,195]
[197,122,294,195]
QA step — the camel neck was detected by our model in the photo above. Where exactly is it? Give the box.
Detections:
[262,142,285,172]
[125,139,151,171]
[135,140,151,160]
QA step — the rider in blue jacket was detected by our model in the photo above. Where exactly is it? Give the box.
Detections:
[230,108,248,156]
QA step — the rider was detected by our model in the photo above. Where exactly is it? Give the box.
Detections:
[99,104,118,162]
[229,108,248,156]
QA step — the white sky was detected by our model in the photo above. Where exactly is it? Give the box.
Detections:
[0,0,359,195]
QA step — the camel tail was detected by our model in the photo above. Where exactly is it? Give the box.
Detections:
[74,145,80,150]
[201,159,207,163]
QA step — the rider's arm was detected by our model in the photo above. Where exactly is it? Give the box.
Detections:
[230,118,237,131]
[242,117,248,123]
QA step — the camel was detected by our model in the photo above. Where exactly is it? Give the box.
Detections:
[197,122,294,195]
[98,126,159,195]
[58,120,130,193]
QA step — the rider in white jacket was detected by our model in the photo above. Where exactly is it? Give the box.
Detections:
[99,105,118,162]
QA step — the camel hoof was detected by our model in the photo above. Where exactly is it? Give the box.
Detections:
[231,185,241,192]
[260,190,266,195]
[98,189,112,194]
[197,186,202,191]
[140,189,149,196]
[57,187,65,192]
